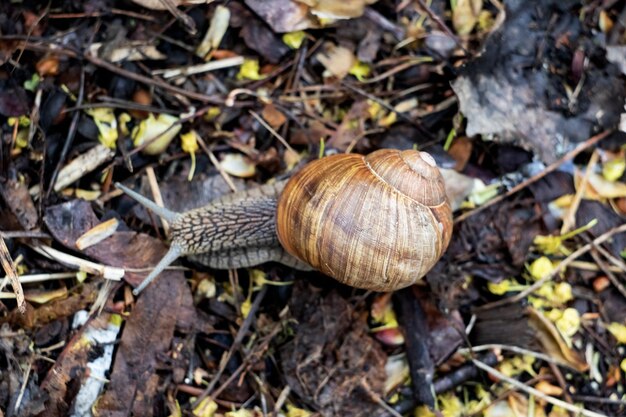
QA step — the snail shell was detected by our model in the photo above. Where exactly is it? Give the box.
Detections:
[276,149,452,291]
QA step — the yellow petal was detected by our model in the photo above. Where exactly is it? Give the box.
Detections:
[87,108,118,148]
[180,130,200,154]
[192,397,218,417]
[349,60,371,81]
[555,308,580,337]
[132,113,181,155]
[607,322,626,344]
[282,31,307,49]
[286,404,312,417]
[528,256,554,280]
[602,157,626,182]
[237,58,264,81]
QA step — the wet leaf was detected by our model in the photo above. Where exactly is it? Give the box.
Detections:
[452,0,483,35]
[527,307,588,371]
[220,153,256,178]
[132,113,181,155]
[316,44,356,79]
[196,5,230,58]
[245,0,318,32]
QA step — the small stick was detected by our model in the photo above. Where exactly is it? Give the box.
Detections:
[146,166,170,235]
[476,223,626,311]
[561,150,598,234]
[471,358,607,417]
[0,235,26,312]
[454,130,611,224]
[394,287,435,407]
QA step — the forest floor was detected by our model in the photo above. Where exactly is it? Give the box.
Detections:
[1,1,626,416]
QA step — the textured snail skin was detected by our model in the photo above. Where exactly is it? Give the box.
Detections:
[169,181,310,270]
[276,149,452,291]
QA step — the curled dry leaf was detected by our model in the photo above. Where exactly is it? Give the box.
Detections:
[526,306,588,372]
[297,0,378,19]
[220,153,256,178]
[316,44,356,79]
[196,5,231,58]
[75,218,120,250]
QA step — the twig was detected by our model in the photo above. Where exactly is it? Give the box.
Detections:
[46,68,85,198]
[249,110,297,155]
[455,130,612,224]
[457,344,560,366]
[0,235,26,312]
[31,244,125,280]
[0,231,50,239]
[394,288,435,407]
[561,150,598,234]
[475,223,626,311]
[470,358,607,417]
[145,166,170,235]
[196,138,238,193]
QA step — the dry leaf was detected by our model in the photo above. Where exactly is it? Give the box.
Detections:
[76,218,120,250]
[452,0,483,35]
[220,153,256,178]
[298,0,378,19]
[316,44,356,79]
[196,5,230,58]
[245,0,318,33]
[261,104,287,129]
[527,307,588,371]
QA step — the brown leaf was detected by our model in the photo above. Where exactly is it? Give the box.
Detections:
[261,104,287,129]
[527,307,588,371]
[0,178,39,230]
[94,270,192,416]
[245,0,318,32]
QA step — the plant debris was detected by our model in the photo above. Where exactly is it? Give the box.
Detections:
[1,1,626,416]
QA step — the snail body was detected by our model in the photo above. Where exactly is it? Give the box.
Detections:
[116,149,452,295]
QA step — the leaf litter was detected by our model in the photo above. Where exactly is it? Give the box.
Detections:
[0,0,625,416]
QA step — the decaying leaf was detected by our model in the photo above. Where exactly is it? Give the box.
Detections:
[316,44,356,79]
[527,307,588,371]
[132,113,181,155]
[452,0,483,35]
[245,0,318,32]
[220,153,256,178]
[297,0,378,19]
[280,282,386,417]
[451,1,624,163]
[196,5,231,58]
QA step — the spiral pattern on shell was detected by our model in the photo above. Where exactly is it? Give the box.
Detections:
[276,149,452,291]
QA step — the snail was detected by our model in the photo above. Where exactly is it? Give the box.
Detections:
[115,148,452,295]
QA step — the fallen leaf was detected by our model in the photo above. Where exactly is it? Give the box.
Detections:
[220,153,256,178]
[316,44,356,79]
[452,0,483,35]
[527,307,588,371]
[245,0,318,32]
[132,113,181,155]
